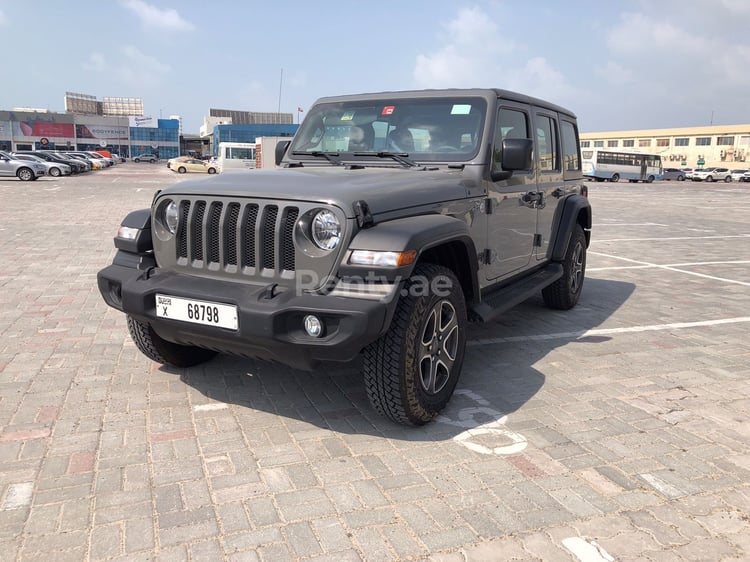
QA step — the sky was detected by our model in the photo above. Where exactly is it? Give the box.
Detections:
[1,0,749,135]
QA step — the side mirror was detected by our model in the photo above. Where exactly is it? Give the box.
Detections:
[275,140,291,166]
[490,137,533,182]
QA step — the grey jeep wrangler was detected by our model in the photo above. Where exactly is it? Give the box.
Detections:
[98,88,591,426]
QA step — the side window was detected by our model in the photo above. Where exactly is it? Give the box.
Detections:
[494,107,530,172]
[561,120,581,171]
[536,114,559,172]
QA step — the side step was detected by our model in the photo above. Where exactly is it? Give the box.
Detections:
[469,264,563,322]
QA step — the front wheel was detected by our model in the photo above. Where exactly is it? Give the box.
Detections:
[17,167,34,181]
[543,224,587,310]
[127,316,216,367]
[49,167,61,177]
[207,168,217,174]
[611,173,620,182]
[177,166,186,174]
[363,264,467,425]
[677,175,684,181]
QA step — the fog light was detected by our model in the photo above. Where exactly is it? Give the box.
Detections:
[303,315,323,337]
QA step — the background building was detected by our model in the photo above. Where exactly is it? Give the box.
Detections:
[581,125,750,169]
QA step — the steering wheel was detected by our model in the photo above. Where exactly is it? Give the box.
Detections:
[434,145,460,152]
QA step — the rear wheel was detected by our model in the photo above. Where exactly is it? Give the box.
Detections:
[706,175,714,182]
[127,316,217,367]
[724,175,732,183]
[16,167,34,181]
[543,224,587,310]
[646,175,655,183]
[611,173,620,182]
[363,264,467,425]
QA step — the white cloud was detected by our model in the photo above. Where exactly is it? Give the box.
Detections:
[117,45,171,86]
[414,7,513,88]
[413,7,580,108]
[120,0,194,31]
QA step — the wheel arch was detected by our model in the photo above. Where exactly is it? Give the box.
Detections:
[550,194,592,261]
[341,214,480,304]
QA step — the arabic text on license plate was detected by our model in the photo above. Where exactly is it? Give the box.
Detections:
[155,294,238,330]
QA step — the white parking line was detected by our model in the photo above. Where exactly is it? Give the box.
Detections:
[193,403,228,412]
[588,259,750,272]
[562,537,615,562]
[595,234,750,242]
[589,252,750,286]
[640,473,685,499]
[1,482,34,510]
[467,317,750,346]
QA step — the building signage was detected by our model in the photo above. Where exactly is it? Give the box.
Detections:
[129,116,158,128]
[76,124,128,140]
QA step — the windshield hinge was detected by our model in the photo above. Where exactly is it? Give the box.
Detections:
[353,200,373,228]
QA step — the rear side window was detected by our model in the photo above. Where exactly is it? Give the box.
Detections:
[561,120,580,172]
[536,114,559,172]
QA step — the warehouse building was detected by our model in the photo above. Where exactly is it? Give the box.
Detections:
[580,124,750,169]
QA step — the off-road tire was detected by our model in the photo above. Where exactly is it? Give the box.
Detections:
[542,224,587,310]
[362,264,467,425]
[127,315,216,367]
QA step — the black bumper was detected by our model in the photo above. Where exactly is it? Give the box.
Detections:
[97,263,395,370]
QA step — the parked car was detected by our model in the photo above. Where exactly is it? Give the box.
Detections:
[681,168,695,180]
[691,167,732,182]
[17,150,87,174]
[12,153,71,177]
[730,169,748,181]
[661,168,686,181]
[167,156,191,170]
[133,153,158,163]
[110,153,126,163]
[740,171,750,182]
[63,152,103,170]
[85,151,114,166]
[169,158,218,174]
[0,150,46,180]
[97,87,592,426]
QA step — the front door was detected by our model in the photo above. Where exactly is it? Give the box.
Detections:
[485,104,537,281]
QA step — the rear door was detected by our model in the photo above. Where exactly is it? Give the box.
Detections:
[534,113,582,261]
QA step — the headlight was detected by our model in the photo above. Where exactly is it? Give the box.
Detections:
[154,199,179,241]
[311,210,341,250]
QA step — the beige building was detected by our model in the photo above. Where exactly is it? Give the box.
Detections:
[580,124,750,169]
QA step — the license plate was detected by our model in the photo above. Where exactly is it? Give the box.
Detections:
[155,294,238,330]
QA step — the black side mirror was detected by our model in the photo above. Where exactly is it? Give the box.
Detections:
[490,137,534,182]
[275,140,291,166]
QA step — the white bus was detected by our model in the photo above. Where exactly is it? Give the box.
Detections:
[217,142,256,172]
[582,149,663,183]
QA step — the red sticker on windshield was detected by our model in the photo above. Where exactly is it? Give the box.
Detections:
[382,106,395,115]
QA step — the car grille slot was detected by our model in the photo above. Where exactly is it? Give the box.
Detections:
[174,199,299,277]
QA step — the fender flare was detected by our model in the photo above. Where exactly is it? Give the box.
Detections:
[550,194,591,261]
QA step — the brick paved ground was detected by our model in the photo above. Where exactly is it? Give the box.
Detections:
[0,165,748,561]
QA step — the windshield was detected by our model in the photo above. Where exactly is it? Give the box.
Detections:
[289,96,487,163]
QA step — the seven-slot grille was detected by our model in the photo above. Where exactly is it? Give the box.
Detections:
[175,199,299,275]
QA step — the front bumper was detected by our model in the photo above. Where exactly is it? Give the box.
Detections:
[97,263,397,370]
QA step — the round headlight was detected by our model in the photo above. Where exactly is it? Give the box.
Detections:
[311,210,341,250]
[164,201,179,234]
[154,199,179,241]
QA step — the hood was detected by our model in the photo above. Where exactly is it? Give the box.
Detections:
[159,166,478,218]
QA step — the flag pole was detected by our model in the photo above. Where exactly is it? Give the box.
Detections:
[277,69,283,124]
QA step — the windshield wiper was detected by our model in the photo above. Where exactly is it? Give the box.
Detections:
[292,150,342,166]
[353,151,418,167]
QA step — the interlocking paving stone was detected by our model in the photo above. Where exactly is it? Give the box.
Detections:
[2,172,750,559]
